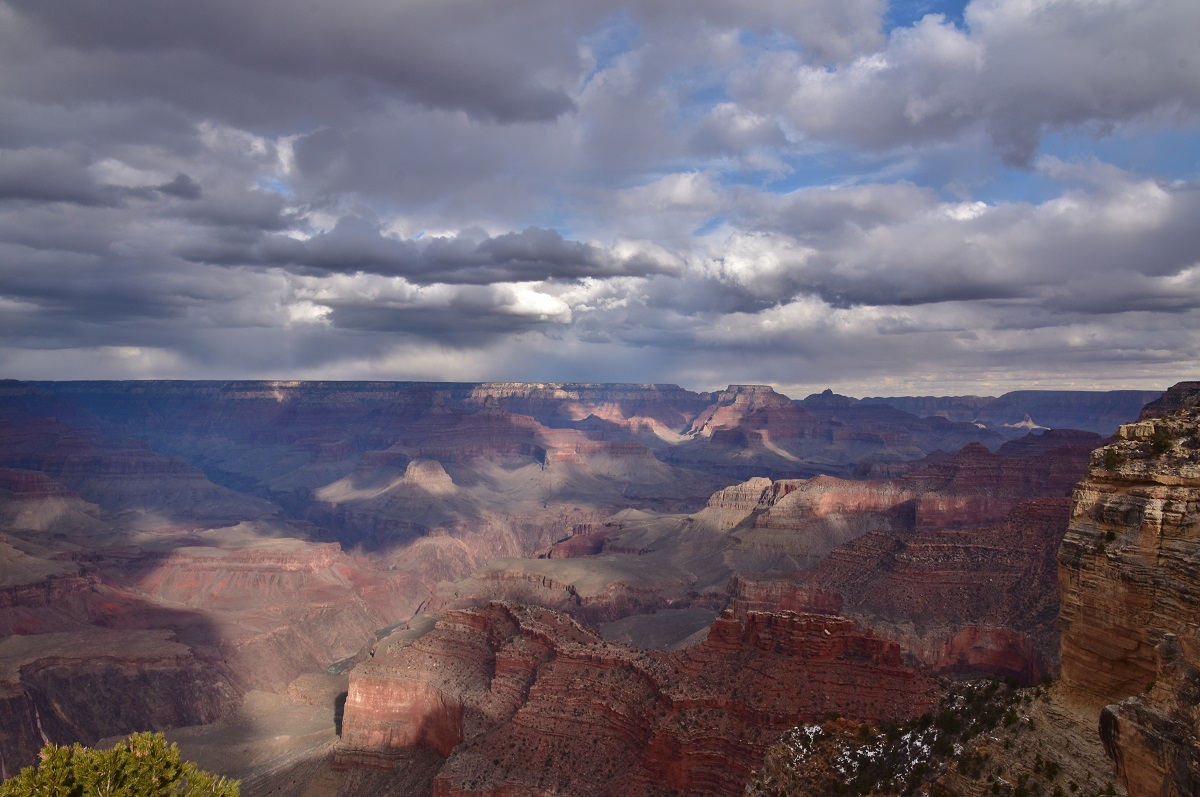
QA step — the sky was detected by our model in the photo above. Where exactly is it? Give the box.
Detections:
[1,0,1198,397]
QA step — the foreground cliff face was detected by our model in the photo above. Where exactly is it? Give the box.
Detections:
[335,603,937,797]
[1100,628,1200,797]
[1058,381,1200,796]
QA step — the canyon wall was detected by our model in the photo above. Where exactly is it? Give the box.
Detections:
[716,431,1098,682]
[1058,381,1200,796]
[0,630,239,779]
[334,602,938,797]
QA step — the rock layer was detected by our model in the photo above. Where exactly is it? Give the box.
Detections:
[335,603,937,796]
[1100,627,1200,797]
[1059,381,1200,796]
[713,434,1097,681]
[0,630,238,777]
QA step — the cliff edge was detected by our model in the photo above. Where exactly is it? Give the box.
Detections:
[1058,381,1200,797]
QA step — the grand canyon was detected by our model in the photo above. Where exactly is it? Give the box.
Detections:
[1,379,1196,797]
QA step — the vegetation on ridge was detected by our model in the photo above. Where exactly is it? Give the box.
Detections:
[0,732,238,797]
[747,680,1121,797]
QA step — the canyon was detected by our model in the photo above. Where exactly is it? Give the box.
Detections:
[0,379,1185,795]
[752,381,1200,797]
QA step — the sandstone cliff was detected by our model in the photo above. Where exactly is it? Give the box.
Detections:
[1059,381,1200,796]
[0,630,239,779]
[335,603,937,796]
[715,433,1097,681]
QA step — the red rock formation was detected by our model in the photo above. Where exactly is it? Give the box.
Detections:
[335,603,937,796]
[708,435,1098,682]
[798,497,1071,682]
[0,379,1148,793]
[1059,381,1200,795]
[543,529,609,558]
[725,576,844,617]
[1100,626,1200,797]
[0,417,275,521]
[686,385,801,439]
[458,383,712,434]
[674,387,1012,480]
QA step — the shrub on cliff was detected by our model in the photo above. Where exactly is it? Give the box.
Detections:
[0,732,238,797]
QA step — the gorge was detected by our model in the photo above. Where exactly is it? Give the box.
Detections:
[0,379,1192,796]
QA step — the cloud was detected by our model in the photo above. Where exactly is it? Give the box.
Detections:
[182,216,680,285]
[0,0,1196,392]
[0,146,111,205]
[2,0,592,124]
[316,283,572,341]
[732,0,1200,164]
[157,173,201,200]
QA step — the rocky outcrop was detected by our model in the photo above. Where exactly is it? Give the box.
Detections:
[725,576,843,617]
[722,434,1098,682]
[748,679,1125,797]
[0,630,239,776]
[686,385,799,439]
[1100,627,1200,797]
[334,603,937,796]
[713,474,921,572]
[1059,381,1200,796]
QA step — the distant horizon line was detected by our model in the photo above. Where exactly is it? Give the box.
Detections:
[1,377,1171,402]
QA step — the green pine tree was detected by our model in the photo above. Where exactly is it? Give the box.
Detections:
[0,732,238,797]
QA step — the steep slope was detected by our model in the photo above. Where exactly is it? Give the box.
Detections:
[334,603,938,797]
[1059,381,1200,796]
[748,680,1123,797]
[717,432,1098,681]
[751,384,1188,797]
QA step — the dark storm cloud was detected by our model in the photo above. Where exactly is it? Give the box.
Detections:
[3,0,588,124]
[288,120,530,213]
[172,188,294,231]
[157,173,201,200]
[183,216,679,285]
[0,147,110,205]
[0,238,254,325]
